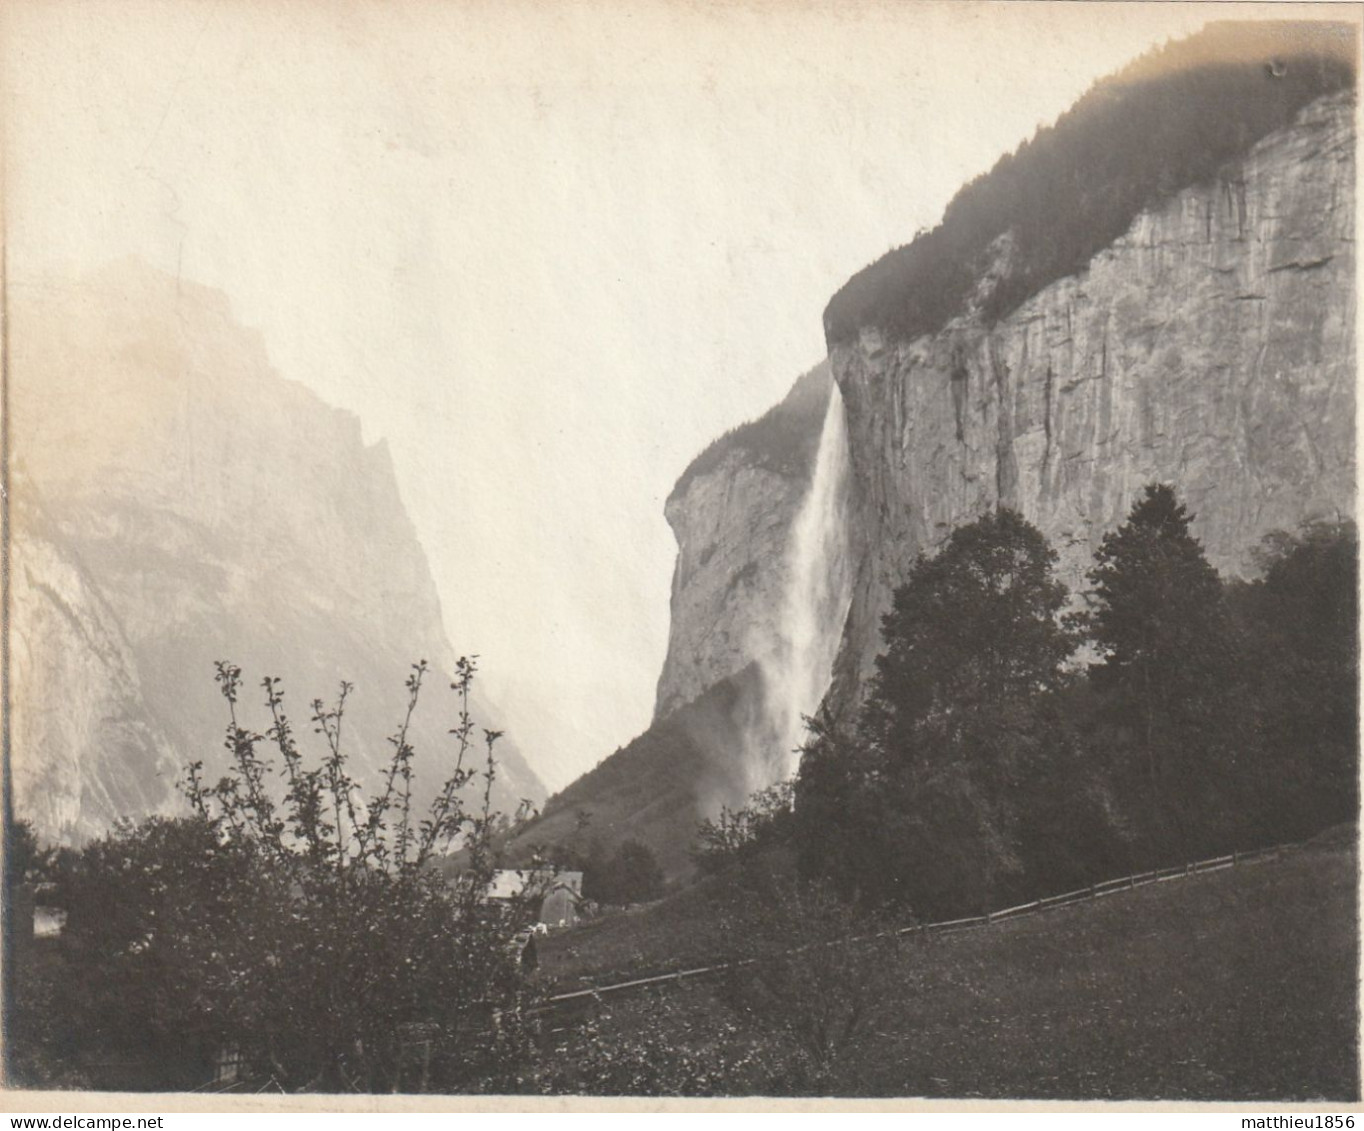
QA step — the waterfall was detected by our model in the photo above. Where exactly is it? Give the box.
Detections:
[740,382,853,795]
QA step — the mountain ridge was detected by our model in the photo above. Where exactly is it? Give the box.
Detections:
[10,261,546,844]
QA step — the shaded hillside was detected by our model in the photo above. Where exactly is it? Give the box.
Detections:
[539,832,1358,1100]
[508,667,766,879]
[824,20,1356,348]
[9,262,545,843]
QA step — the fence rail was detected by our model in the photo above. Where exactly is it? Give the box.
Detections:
[534,838,1304,1016]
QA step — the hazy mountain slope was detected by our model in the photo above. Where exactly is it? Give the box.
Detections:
[9,261,545,844]
[10,489,183,841]
[507,667,764,879]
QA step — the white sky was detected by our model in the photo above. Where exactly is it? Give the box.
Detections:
[9,0,1300,791]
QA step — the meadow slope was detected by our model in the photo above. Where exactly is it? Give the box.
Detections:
[537,831,1358,1099]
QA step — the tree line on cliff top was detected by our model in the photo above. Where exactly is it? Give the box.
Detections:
[703,486,1358,919]
[823,21,1356,348]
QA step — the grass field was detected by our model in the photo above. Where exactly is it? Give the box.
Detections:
[536,866,756,991]
[535,832,1359,1099]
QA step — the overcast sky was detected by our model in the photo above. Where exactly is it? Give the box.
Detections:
[7,0,1273,790]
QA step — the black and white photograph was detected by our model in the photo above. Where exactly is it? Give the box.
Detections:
[2,0,1358,1109]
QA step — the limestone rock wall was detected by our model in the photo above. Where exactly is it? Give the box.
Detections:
[829,92,1355,700]
[653,365,831,719]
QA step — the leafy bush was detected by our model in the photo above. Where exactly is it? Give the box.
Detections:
[20,659,540,1093]
[582,839,666,906]
[692,778,796,875]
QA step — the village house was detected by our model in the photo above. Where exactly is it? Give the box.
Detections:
[486,868,583,929]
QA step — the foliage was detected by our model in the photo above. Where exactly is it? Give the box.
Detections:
[5,820,86,1089]
[670,365,830,503]
[1086,485,1226,689]
[715,873,905,1086]
[862,507,1078,748]
[692,778,795,875]
[797,509,1084,913]
[530,984,810,1097]
[4,818,55,888]
[795,484,1356,918]
[1229,520,1359,840]
[28,659,538,1093]
[580,839,666,906]
[1083,484,1242,852]
[42,816,270,1089]
[823,21,1355,347]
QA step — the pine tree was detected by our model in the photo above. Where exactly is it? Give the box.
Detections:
[1085,484,1233,848]
[1233,520,1359,838]
[863,506,1077,754]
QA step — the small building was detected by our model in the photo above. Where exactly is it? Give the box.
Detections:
[486,868,583,929]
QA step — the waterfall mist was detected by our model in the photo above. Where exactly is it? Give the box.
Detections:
[736,382,853,799]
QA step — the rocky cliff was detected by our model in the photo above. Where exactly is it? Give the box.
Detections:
[513,22,1358,876]
[830,88,1355,699]
[506,368,831,877]
[10,262,545,844]
[654,364,830,718]
[10,491,184,839]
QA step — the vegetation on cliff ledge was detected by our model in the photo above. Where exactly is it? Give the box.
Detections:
[669,362,830,505]
[823,20,1356,348]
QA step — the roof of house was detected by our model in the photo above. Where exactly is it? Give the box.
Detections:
[486,868,583,900]
[488,870,526,900]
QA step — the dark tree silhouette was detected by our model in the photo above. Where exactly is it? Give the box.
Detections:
[799,509,1082,914]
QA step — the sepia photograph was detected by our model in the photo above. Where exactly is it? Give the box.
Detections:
[1,0,1358,1109]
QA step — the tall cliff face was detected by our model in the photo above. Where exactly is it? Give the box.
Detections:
[515,26,1357,876]
[654,363,831,719]
[10,492,184,840]
[829,90,1355,700]
[507,367,831,877]
[10,262,545,844]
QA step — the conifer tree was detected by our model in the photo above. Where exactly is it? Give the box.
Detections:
[1085,484,1234,846]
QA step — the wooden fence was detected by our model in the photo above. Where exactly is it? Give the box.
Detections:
[533,841,1297,1018]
